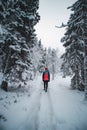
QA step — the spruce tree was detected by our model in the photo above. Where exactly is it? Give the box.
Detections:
[0,0,40,88]
[61,0,87,91]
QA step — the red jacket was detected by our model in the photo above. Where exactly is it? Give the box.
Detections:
[42,70,50,82]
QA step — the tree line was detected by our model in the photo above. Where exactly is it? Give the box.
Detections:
[0,0,59,90]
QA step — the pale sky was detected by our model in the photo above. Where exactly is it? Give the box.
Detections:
[35,0,77,55]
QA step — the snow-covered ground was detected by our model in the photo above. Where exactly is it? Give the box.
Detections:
[0,74,87,130]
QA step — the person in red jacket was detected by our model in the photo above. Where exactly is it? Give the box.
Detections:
[42,68,50,92]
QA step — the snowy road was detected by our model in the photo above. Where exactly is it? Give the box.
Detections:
[0,75,87,130]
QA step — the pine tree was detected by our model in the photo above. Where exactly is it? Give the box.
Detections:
[30,39,44,78]
[0,0,40,88]
[46,48,59,79]
[51,49,57,80]
[38,47,47,73]
[61,0,87,91]
[61,53,72,78]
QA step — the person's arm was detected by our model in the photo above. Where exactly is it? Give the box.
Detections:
[42,72,44,81]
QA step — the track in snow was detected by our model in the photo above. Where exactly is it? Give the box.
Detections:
[38,89,57,130]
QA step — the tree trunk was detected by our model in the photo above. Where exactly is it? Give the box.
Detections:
[75,65,79,89]
[1,80,8,91]
[83,13,87,99]
[4,49,11,74]
[52,64,55,80]
[84,55,87,99]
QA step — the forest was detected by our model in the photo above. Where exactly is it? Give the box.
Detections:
[0,0,87,97]
[0,0,61,91]
[0,0,87,130]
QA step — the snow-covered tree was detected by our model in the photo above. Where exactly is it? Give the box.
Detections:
[60,53,72,78]
[30,41,60,79]
[0,0,40,88]
[38,46,47,73]
[46,48,59,79]
[51,49,57,80]
[30,39,45,78]
[61,0,87,92]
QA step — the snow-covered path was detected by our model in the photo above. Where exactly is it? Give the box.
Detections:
[0,75,87,130]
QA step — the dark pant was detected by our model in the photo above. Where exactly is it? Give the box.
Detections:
[44,81,48,92]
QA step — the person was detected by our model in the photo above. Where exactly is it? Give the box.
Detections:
[42,68,50,92]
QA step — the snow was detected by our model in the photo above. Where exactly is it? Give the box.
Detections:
[0,74,87,130]
[0,25,3,34]
[0,25,7,35]
[28,15,35,20]
[0,72,3,85]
